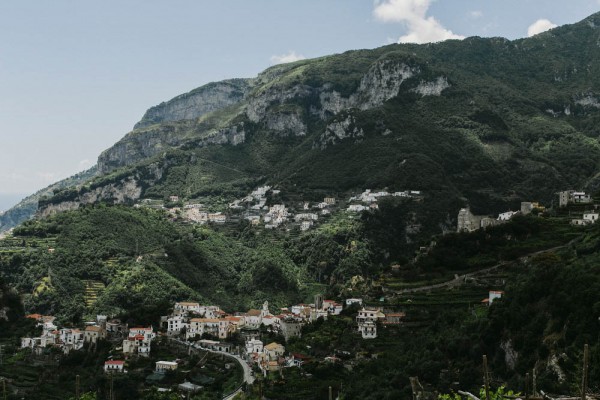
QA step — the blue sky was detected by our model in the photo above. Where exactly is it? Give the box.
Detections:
[0,0,599,208]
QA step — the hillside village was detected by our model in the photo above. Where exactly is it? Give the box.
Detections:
[136,186,424,232]
[17,293,411,394]
[457,190,599,233]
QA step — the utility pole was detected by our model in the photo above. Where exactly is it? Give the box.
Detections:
[483,355,490,400]
[76,374,80,400]
[582,344,589,400]
[0,345,4,366]
[2,378,6,400]
[329,386,333,400]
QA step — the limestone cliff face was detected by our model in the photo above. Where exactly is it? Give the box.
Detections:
[98,58,435,173]
[134,79,252,129]
[39,178,143,217]
[97,121,248,173]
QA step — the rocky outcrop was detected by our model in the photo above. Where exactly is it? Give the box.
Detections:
[318,61,418,118]
[265,112,306,136]
[98,122,247,173]
[39,178,143,217]
[134,79,252,129]
[411,77,450,96]
[316,115,364,149]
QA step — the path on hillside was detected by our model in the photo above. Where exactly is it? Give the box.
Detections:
[391,241,577,295]
[170,338,254,399]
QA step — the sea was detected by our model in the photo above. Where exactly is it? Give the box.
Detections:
[0,193,27,213]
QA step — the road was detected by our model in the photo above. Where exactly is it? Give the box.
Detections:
[170,338,255,399]
[392,242,575,295]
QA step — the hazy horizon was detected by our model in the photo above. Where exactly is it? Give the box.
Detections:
[0,193,28,213]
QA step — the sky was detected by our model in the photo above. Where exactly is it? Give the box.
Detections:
[0,0,599,210]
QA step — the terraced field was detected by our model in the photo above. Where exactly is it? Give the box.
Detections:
[83,280,106,308]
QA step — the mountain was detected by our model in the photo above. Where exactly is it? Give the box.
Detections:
[2,12,600,400]
[0,167,98,233]
[34,12,600,225]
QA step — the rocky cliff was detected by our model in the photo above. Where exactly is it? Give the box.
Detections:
[41,12,600,216]
[134,78,252,129]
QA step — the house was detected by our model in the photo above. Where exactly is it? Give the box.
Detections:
[59,329,84,352]
[178,381,203,394]
[208,213,226,223]
[174,302,201,315]
[324,197,336,205]
[279,319,304,340]
[197,339,233,353]
[156,361,178,373]
[347,204,368,212]
[584,213,599,224]
[498,211,518,221]
[488,290,504,305]
[358,321,377,339]
[559,190,592,206]
[264,342,285,360]
[457,208,483,232]
[167,316,188,336]
[106,319,127,335]
[345,298,363,307]
[300,221,313,231]
[356,308,385,323]
[186,318,227,339]
[104,360,125,373]
[356,307,385,340]
[244,309,262,328]
[169,195,179,202]
[383,312,406,325]
[123,327,155,357]
[246,338,263,355]
[84,325,106,344]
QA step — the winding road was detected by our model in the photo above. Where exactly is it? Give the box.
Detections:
[170,338,255,399]
[392,242,575,295]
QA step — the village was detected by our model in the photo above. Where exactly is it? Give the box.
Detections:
[18,292,414,395]
[457,189,599,233]
[135,185,424,233]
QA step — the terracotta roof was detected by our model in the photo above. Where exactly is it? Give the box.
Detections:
[105,360,124,365]
[247,309,261,317]
[26,314,43,320]
[264,342,283,351]
[190,318,221,323]
[85,326,102,332]
[386,313,406,318]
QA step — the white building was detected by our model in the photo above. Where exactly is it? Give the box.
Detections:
[583,213,599,223]
[156,361,178,373]
[167,316,188,336]
[246,338,264,355]
[498,211,518,221]
[104,360,125,373]
[488,290,504,305]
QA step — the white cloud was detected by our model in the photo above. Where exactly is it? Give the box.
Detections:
[270,51,306,65]
[527,19,557,37]
[373,0,464,44]
[469,10,483,19]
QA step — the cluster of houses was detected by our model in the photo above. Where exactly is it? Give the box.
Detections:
[21,314,127,355]
[162,297,347,344]
[347,189,422,213]
[230,185,337,231]
[557,190,599,226]
[457,201,545,233]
